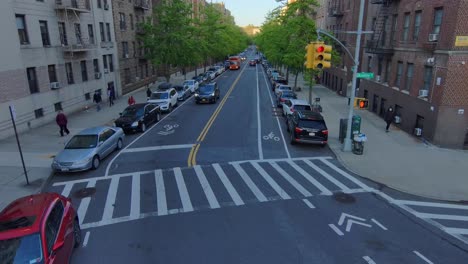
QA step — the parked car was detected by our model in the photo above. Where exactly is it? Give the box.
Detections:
[208,67,218,76]
[214,65,224,75]
[276,91,297,107]
[114,103,161,133]
[192,74,204,83]
[275,84,293,97]
[271,77,288,91]
[195,82,220,104]
[249,60,256,66]
[52,126,125,172]
[147,88,178,112]
[174,84,191,101]
[157,82,172,90]
[283,99,312,120]
[287,111,328,146]
[0,193,81,264]
[224,60,231,70]
[206,70,217,80]
[183,79,199,93]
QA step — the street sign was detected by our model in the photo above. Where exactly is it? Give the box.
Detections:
[356,72,374,79]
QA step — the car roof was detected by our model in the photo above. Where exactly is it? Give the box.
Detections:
[77,126,112,135]
[125,103,146,109]
[158,82,172,90]
[0,193,60,238]
[278,85,292,89]
[296,110,324,120]
[289,99,309,105]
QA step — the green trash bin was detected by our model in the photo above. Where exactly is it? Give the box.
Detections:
[352,115,361,136]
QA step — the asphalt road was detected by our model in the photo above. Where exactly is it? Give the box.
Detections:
[45,50,468,263]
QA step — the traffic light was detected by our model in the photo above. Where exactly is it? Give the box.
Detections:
[354,98,369,109]
[304,43,314,69]
[313,43,332,69]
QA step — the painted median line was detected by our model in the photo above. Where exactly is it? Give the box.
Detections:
[120,144,194,153]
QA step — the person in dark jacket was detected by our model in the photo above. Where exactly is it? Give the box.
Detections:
[93,91,102,111]
[146,87,152,99]
[55,110,70,137]
[384,107,396,132]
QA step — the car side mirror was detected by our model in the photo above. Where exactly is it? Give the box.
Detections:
[52,240,64,252]
[119,113,122,116]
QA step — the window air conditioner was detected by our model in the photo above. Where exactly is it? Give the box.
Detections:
[428,34,439,42]
[418,89,429,97]
[414,128,422,136]
[50,82,60,89]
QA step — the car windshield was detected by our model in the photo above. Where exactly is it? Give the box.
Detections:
[294,105,312,111]
[150,93,168,100]
[199,86,214,94]
[175,86,184,91]
[0,233,44,264]
[121,107,143,117]
[65,135,98,149]
[280,86,292,91]
[299,120,326,130]
[183,81,193,85]
[281,92,296,98]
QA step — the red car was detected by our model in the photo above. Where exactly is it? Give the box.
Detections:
[0,193,81,264]
[249,60,256,66]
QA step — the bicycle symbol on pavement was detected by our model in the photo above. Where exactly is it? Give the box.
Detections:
[158,124,179,136]
[263,132,280,141]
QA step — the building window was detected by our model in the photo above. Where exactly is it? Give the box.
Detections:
[58,22,67,45]
[145,64,149,77]
[132,41,136,57]
[88,24,95,44]
[103,0,108,9]
[124,68,131,84]
[34,108,44,118]
[381,16,388,45]
[99,22,105,42]
[395,61,403,88]
[65,62,74,84]
[97,0,101,8]
[423,66,433,91]
[85,92,91,100]
[119,13,126,30]
[81,60,88,81]
[27,67,39,94]
[39,20,50,46]
[106,23,112,41]
[103,55,108,71]
[130,14,134,30]
[48,65,57,83]
[413,11,422,41]
[74,23,82,45]
[140,65,144,79]
[391,14,398,43]
[402,13,410,41]
[16,15,29,44]
[108,55,114,72]
[54,102,62,112]
[367,56,372,72]
[405,63,414,91]
[93,59,100,74]
[122,42,129,58]
[433,8,443,35]
[384,59,391,83]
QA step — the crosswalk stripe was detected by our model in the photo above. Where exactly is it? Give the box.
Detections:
[302,159,350,191]
[269,162,312,197]
[130,173,141,219]
[174,167,194,212]
[394,200,468,210]
[101,177,120,222]
[287,161,332,195]
[319,158,371,190]
[415,212,468,221]
[194,165,220,209]
[155,170,168,216]
[250,162,290,200]
[77,179,96,225]
[212,164,244,206]
[61,183,73,197]
[232,163,267,202]
[443,227,468,235]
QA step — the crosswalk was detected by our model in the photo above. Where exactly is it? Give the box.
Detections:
[51,156,372,229]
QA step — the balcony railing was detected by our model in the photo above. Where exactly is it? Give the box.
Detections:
[55,0,91,12]
[62,38,95,53]
[134,0,150,10]
[365,40,394,55]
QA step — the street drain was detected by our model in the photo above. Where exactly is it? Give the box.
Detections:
[73,187,96,199]
[333,192,356,204]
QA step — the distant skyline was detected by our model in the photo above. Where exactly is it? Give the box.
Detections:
[221,0,283,27]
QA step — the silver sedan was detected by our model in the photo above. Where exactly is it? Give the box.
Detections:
[52,126,125,172]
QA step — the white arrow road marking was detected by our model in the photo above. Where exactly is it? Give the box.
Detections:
[338,213,366,226]
[302,199,315,209]
[371,219,388,230]
[83,231,90,247]
[345,219,372,232]
[329,224,344,236]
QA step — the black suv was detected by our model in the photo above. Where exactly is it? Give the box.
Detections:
[195,82,220,104]
[286,111,328,146]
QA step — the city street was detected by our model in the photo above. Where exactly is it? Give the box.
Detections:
[44,52,468,263]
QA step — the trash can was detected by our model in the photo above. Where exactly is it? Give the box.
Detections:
[352,133,367,155]
[352,115,361,136]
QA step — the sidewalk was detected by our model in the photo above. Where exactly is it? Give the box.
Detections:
[0,69,203,211]
[292,73,468,202]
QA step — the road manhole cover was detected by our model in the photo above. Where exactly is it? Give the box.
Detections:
[333,192,356,203]
[74,187,96,199]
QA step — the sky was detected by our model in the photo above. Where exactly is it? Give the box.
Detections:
[220,0,283,27]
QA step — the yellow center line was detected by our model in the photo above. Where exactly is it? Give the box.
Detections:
[187,65,248,167]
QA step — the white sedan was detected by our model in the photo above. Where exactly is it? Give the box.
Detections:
[183,79,199,93]
[275,85,293,97]
[282,99,312,117]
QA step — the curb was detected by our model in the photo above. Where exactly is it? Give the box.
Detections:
[38,170,55,194]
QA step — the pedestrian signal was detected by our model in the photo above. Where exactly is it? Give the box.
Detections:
[354,98,369,109]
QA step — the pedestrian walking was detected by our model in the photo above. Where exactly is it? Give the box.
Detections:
[146,87,152,99]
[93,91,102,111]
[128,95,136,106]
[55,110,70,137]
[384,107,396,132]
[108,87,115,107]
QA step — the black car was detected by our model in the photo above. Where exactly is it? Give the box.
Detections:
[286,111,328,146]
[114,103,161,133]
[271,77,288,91]
[158,82,172,90]
[195,82,220,104]
[277,91,297,107]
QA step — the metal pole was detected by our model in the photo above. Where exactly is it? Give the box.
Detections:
[343,0,365,152]
[9,106,29,185]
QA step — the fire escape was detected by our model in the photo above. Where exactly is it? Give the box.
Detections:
[55,0,93,59]
[365,0,394,55]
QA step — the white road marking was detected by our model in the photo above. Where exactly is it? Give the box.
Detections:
[120,144,194,153]
[394,200,468,210]
[318,158,372,191]
[256,64,263,160]
[194,165,220,209]
[362,256,376,264]
[231,163,267,202]
[413,251,434,264]
[302,159,351,191]
[302,199,315,209]
[371,218,388,230]
[287,160,332,195]
[212,163,244,206]
[270,162,312,197]
[61,183,73,197]
[77,179,96,225]
[250,162,290,199]
[83,231,90,247]
[174,167,194,212]
[155,169,168,216]
[414,212,468,221]
[329,224,344,236]
[101,177,120,221]
[130,173,140,219]
[443,227,468,235]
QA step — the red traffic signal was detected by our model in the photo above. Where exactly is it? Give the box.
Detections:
[316,45,325,53]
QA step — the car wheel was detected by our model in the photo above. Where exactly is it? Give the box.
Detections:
[168,104,173,112]
[91,155,100,170]
[73,218,81,248]
[140,123,146,132]
[290,131,296,145]
[116,138,123,150]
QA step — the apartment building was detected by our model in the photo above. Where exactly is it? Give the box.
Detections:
[359,0,468,149]
[0,0,119,139]
[113,0,159,94]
